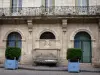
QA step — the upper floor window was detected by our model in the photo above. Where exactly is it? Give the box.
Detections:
[76,0,88,6]
[11,0,22,12]
[42,0,55,7]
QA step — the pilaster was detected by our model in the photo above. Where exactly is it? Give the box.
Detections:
[62,19,67,32]
[61,19,68,65]
[93,19,100,67]
[26,19,33,60]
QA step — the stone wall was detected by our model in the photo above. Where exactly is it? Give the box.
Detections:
[0,19,100,67]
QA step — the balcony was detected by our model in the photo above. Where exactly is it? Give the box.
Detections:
[0,6,100,17]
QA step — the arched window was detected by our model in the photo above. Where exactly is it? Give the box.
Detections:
[40,32,55,39]
[74,32,91,63]
[7,32,22,48]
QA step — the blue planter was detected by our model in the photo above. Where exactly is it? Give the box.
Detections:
[68,60,80,72]
[4,59,18,69]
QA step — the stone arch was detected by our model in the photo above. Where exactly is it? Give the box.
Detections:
[40,32,56,39]
[3,29,26,41]
[74,31,92,63]
[7,32,22,48]
[39,29,57,40]
[70,28,95,41]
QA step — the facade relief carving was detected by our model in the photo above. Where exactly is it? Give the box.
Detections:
[27,20,33,33]
[99,19,100,31]
[62,19,67,32]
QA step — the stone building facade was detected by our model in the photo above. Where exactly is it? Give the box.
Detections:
[0,0,100,67]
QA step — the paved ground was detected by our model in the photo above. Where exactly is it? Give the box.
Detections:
[0,68,100,75]
[19,63,100,72]
[0,63,100,75]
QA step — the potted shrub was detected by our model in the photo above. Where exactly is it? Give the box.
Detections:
[4,47,21,69]
[67,48,82,72]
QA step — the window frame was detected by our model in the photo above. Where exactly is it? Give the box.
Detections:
[7,32,22,48]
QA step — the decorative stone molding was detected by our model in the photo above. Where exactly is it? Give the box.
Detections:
[99,19,100,31]
[3,29,26,41]
[70,28,95,41]
[62,19,67,32]
[39,29,58,40]
[27,20,33,33]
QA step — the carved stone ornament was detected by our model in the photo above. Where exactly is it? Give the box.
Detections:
[27,20,33,32]
[62,19,67,32]
[98,19,100,32]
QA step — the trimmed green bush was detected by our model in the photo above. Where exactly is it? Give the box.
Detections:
[67,48,82,62]
[5,47,21,60]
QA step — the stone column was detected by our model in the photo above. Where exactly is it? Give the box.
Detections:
[0,23,1,46]
[22,19,33,64]
[96,19,100,67]
[27,19,33,54]
[61,19,68,66]
[93,19,100,67]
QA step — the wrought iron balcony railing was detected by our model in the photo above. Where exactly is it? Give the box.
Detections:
[0,6,100,16]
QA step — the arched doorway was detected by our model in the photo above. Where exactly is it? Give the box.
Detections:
[74,32,91,63]
[7,32,22,48]
[40,32,55,39]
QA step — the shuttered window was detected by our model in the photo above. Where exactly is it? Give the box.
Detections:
[11,0,22,12]
[76,0,88,6]
[42,0,55,7]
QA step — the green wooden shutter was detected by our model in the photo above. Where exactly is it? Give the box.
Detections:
[10,0,12,13]
[42,0,45,7]
[10,0,12,7]
[52,0,55,6]
[75,0,78,6]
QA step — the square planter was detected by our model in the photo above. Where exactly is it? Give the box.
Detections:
[68,60,80,72]
[4,59,18,69]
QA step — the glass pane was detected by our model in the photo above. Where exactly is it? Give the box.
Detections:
[82,0,88,6]
[49,0,52,6]
[77,0,88,6]
[75,32,91,40]
[8,34,15,40]
[8,41,15,47]
[77,0,82,6]
[17,35,21,40]
[17,41,22,48]
[40,32,55,39]
[45,0,48,7]
[7,32,22,48]
[12,0,17,12]
[18,0,22,7]
[18,0,22,11]
[12,0,17,7]
[74,40,81,48]
[82,41,91,63]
